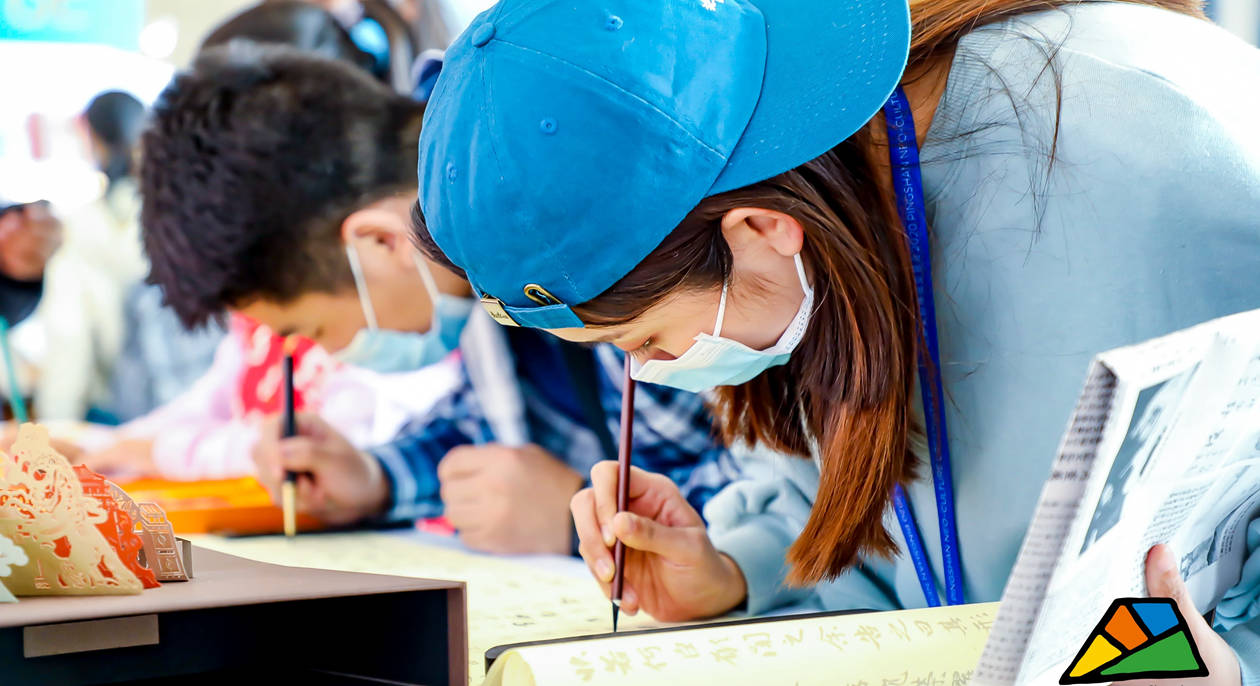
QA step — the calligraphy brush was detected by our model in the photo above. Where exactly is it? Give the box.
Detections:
[612,354,636,632]
[281,336,298,538]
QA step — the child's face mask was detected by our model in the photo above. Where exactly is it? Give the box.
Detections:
[335,242,474,373]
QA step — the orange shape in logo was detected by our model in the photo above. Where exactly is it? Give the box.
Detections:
[1104,604,1148,651]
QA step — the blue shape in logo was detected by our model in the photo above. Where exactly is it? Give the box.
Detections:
[1132,600,1178,636]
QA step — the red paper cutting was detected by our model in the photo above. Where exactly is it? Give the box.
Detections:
[0,424,142,595]
[75,465,160,589]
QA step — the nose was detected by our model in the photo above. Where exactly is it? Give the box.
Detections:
[322,329,358,355]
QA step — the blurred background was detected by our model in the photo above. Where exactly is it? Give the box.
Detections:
[0,0,1254,425]
[0,0,492,424]
[0,0,494,210]
[1,0,1255,218]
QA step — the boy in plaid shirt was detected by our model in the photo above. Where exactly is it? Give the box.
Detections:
[141,45,740,555]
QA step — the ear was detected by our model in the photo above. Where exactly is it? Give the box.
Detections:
[719,207,805,258]
[340,203,415,269]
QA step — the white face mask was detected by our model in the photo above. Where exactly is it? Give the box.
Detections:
[630,253,813,393]
[335,243,474,373]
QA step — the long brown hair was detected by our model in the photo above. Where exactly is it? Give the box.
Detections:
[572,0,1205,585]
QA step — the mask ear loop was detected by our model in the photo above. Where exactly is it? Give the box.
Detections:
[793,253,813,296]
[712,280,730,338]
[713,253,809,340]
[411,251,443,337]
[345,242,379,331]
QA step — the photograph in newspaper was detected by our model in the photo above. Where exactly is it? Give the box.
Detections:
[1080,367,1198,556]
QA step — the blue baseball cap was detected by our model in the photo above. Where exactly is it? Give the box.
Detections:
[419,0,910,329]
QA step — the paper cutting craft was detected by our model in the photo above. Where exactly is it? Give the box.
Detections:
[74,466,160,589]
[1060,598,1208,683]
[0,424,142,595]
[99,479,191,582]
[80,467,190,582]
[0,533,28,602]
[129,499,191,582]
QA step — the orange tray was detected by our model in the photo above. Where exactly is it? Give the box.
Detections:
[114,476,324,536]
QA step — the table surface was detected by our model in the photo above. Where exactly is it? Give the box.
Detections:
[0,546,460,628]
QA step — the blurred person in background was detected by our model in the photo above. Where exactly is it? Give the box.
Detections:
[29,91,221,426]
[0,199,61,326]
[378,0,454,53]
[203,1,379,76]
[266,0,456,90]
[32,90,150,423]
[104,283,225,423]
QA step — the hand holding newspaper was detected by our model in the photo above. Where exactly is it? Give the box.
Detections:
[973,309,1260,685]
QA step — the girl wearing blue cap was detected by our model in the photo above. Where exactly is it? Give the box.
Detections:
[414,0,1260,680]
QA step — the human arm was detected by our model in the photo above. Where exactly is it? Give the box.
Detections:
[700,442,899,616]
[252,412,391,525]
[1223,621,1260,686]
[95,334,247,477]
[573,436,904,621]
[437,442,583,554]
[251,369,490,523]
[367,374,584,553]
[367,371,494,522]
[254,369,582,554]
[1208,519,1260,686]
[570,460,749,622]
[702,441,828,615]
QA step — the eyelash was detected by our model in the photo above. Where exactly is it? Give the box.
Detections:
[628,338,654,362]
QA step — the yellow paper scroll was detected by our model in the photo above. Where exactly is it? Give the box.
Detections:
[483,602,998,686]
[0,424,142,595]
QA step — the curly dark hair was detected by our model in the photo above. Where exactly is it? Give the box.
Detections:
[140,43,424,328]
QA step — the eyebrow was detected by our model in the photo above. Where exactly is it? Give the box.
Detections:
[587,324,642,345]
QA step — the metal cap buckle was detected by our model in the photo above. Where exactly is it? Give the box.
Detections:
[479,295,520,327]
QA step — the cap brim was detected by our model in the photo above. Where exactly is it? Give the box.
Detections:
[710,0,911,194]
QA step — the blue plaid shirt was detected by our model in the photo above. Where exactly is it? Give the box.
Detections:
[369,337,741,523]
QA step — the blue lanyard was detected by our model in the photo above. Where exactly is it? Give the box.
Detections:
[882,87,965,608]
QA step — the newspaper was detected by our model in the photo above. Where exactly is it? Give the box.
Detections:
[972,308,1260,686]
